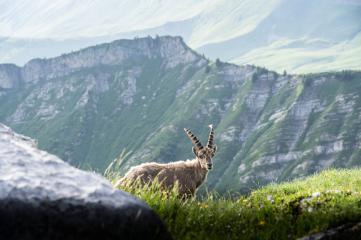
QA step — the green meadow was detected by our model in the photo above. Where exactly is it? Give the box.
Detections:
[110,168,361,239]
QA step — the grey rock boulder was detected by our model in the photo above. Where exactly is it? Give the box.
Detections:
[298,222,361,240]
[0,123,172,240]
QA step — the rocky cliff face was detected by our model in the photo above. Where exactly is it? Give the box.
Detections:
[1,36,202,85]
[0,36,360,193]
[0,64,21,90]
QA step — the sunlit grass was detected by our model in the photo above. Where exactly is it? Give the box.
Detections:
[110,168,361,240]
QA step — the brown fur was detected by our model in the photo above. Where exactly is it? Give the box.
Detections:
[114,158,208,197]
[114,126,217,198]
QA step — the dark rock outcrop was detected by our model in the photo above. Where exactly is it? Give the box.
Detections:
[0,123,172,240]
[298,222,361,240]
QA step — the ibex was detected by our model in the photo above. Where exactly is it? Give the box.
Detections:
[114,125,217,197]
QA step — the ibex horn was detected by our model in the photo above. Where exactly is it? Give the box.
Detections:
[184,128,203,150]
[207,124,215,148]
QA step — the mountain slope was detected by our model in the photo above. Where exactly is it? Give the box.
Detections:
[1,0,360,73]
[1,36,361,193]
[198,0,361,73]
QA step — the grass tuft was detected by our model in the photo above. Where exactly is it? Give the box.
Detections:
[109,168,361,240]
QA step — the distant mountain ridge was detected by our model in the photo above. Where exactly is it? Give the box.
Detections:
[1,0,360,73]
[0,36,202,87]
[1,36,361,193]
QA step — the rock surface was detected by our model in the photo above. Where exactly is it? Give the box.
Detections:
[2,36,202,86]
[0,123,172,240]
[0,64,21,89]
[298,222,361,240]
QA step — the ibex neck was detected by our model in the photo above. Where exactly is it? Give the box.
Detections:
[192,158,208,187]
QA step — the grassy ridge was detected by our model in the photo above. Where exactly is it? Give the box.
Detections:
[111,168,361,240]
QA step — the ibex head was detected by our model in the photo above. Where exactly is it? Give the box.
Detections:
[184,125,217,170]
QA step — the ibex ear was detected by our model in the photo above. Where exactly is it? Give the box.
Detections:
[192,147,198,156]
